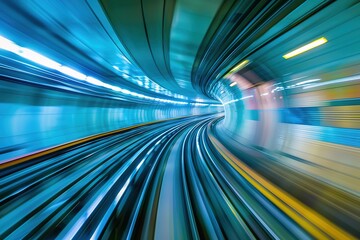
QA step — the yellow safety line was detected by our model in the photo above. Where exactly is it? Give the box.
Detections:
[0,115,194,170]
[208,133,356,240]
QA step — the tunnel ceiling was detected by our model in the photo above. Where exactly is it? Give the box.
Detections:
[0,0,349,103]
[99,0,332,99]
[99,0,226,100]
[1,0,326,102]
[0,0,184,102]
[193,0,335,97]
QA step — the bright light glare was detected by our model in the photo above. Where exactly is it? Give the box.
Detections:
[108,85,122,92]
[223,95,253,105]
[283,37,327,59]
[0,36,21,52]
[19,48,61,70]
[230,82,237,87]
[303,74,360,89]
[0,36,61,69]
[192,102,209,106]
[295,79,320,86]
[195,98,207,102]
[121,55,131,64]
[0,35,191,105]
[85,76,106,87]
[58,66,86,80]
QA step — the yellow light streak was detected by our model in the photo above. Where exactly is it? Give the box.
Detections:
[225,60,250,77]
[283,37,327,59]
[208,132,356,240]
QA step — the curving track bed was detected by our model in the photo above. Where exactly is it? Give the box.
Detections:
[0,114,358,239]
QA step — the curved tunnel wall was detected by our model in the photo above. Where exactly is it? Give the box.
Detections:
[214,1,360,194]
[218,78,359,194]
[0,80,221,161]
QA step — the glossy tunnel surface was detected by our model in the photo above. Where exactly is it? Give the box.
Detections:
[0,1,359,240]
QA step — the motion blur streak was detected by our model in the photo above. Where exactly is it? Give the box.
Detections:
[0,0,359,239]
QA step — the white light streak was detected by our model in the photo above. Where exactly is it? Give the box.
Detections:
[303,75,360,89]
[0,35,193,105]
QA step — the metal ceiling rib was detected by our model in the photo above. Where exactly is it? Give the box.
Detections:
[100,0,225,100]
[100,0,182,94]
[192,0,337,97]
[169,0,223,94]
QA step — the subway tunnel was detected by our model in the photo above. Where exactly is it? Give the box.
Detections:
[0,0,359,239]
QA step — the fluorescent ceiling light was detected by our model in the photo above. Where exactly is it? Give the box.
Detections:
[0,36,61,70]
[85,76,106,87]
[295,79,320,86]
[192,103,208,106]
[121,55,131,64]
[109,86,122,92]
[230,82,237,87]
[195,98,206,102]
[226,60,249,76]
[0,35,190,105]
[19,48,61,70]
[58,66,86,80]
[0,36,21,53]
[283,37,327,59]
[223,95,253,105]
[303,74,360,89]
